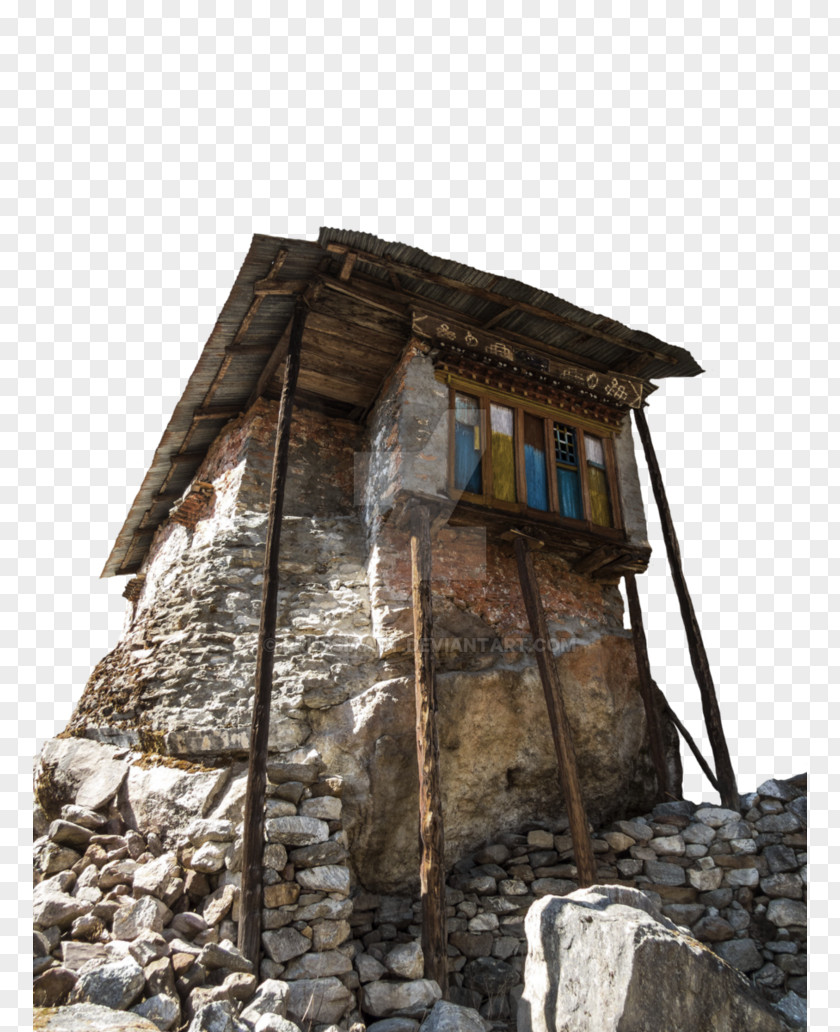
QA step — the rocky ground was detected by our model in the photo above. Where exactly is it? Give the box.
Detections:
[33,737,807,1031]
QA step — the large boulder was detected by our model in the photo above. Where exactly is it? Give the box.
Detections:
[33,1003,160,1030]
[519,885,794,1032]
[35,738,129,817]
[313,638,676,891]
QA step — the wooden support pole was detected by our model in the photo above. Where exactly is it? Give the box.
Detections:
[632,406,739,811]
[238,298,307,972]
[624,572,672,801]
[513,535,598,887]
[409,503,448,996]
[663,701,721,795]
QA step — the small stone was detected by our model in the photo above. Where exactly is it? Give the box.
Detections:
[532,878,576,896]
[760,872,804,899]
[603,832,635,853]
[312,918,351,951]
[688,867,723,892]
[283,950,353,979]
[264,882,301,908]
[419,999,485,1032]
[128,930,169,967]
[240,978,290,1025]
[367,1020,420,1032]
[498,878,529,895]
[287,839,347,869]
[61,804,108,831]
[757,778,800,802]
[682,823,716,846]
[649,835,685,857]
[617,858,643,877]
[69,955,145,1010]
[693,807,741,828]
[527,830,554,849]
[467,912,499,933]
[713,938,763,972]
[285,976,354,1024]
[187,819,235,846]
[70,913,106,941]
[133,993,181,1030]
[299,796,342,821]
[265,798,298,819]
[113,896,167,940]
[188,1000,249,1032]
[49,819,95,849]
[385,941,425,980]
[756,812,801,834]
[643,861,685,887]
[253,1017,301,1032]
[261,927,311,964]
[724,867,759,889]
[449,932,493,958]
[362,979,443,1019]
[691,914,734,943]
[763,844,799,873]
[775,990,807,1028]
[265,816,330,846]
[133,852,182,900]
[61,941,107,971]
[296,864,350,895]
[99,858,138,889]
[463,956,519,995]
[34,966,78,1007]
[199,939,254,973]
[767,898,807,928]
[203,884,237,926]
[34,892,93,930]
[191,841,228,874]
[356,953,387,983]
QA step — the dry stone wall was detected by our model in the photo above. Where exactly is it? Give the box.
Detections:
[34,738,806,1031]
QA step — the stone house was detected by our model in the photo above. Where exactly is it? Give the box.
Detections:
[70,229,708,894]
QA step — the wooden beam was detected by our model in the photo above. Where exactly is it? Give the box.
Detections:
[318,271,617,374]
[323,245,678,365]
[624,573,672,801]
[254,278,312,296]
[238,299,308,973]
[246,321,292,410]
[512,534,597,887]
[632,406,739,811]
[193,404,242,422]
[233,295,265,345]
[225,343,274,356]
[663,700,720,794]
[410,502,448,996]
[339,251,357,281]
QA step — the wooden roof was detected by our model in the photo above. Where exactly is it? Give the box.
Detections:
[102,230,702,578]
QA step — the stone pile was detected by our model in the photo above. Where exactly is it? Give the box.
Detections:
[34,734,807,1031]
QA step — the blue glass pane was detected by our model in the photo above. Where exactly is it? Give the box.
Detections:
[524,444,548,510]
[557,466,583,519]
[454,421,482,494]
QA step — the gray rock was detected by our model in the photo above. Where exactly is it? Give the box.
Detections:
[33,965,78,1006]
[171,912,210,939]
[61,941,107,971]
[651,800,696,819]
[203,884,237,926]
[767,898,807,927]
[385,941,425,979]
[463,956,519,995]
[311,918,351,951]
[113,895,167,940]
[682,822,716,846]
[36,737,129,813]
[299,795,342,820]
[757,778,800,802]
[33,1003,160,1031]
[713,938,764,972]
[49,819,95,849]
[34,839,82,878]
[788,795,807,825]
[688,866,723,892]
[100,857,139,889]
[60,803,107,830]
[756,811,802,834]
[133,852,182,900]
[69,954,146,1010]
[122,763,229,835]
[775,991,807,1028]
[286,976,355,1024]
[643,859,685,886]
[134,992,181,1030]
[761,872,804,899]
[253,1017,302,1032]
[419,1000,485,1032]
[764,844,799,873]
[693,807,742,828]
[295,864,350,895]
[362,979,443,1019]
[282,949,352,979]
[199,939,254,973]
[188,1000,251,1032]
[520,888,792,1032]
[34,891,93,930]
[648,834,685,856]
[264,816,329,846]
[356,953,388,983]
[127,930,170,966]
[240,977,290,1025]
[192,841,229,873]
[367,1020,420,1032]
[188,818,236,846]
[261,927,311,964]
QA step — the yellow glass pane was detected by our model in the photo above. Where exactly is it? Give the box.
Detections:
[490,404,516,501]
[588,464,612,526]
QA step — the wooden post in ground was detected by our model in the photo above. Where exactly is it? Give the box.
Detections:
[238,298,308,972]
[409,502,448,996]
[512,534,597,887]
[632,405,739,812]
[624,572,672,800]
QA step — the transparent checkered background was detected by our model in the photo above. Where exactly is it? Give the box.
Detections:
[4,5,836,1029]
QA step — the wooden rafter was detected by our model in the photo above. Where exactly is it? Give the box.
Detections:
[325,243,678,365]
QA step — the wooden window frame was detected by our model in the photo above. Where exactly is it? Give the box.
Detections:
[447,386,623,535]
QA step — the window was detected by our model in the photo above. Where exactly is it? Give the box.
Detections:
[449,388,620,530]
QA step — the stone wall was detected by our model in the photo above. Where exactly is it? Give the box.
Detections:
[34,738,806,1030]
